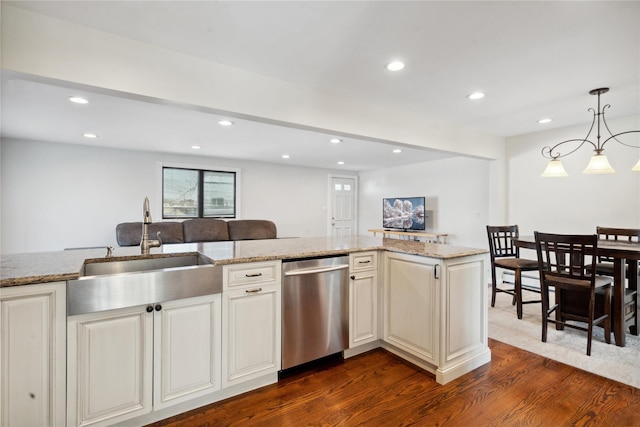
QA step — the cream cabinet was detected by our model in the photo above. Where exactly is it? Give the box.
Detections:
[348,251,379,348]
[222,260,281,388]
[67,304,153,427]
[383,251,490,384]
[383,252,437,364]
[67,294,221,427]
[153,296,221,409]
[0,282,66,427]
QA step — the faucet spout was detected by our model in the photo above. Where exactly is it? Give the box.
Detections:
[143,196,152,224]
[141,197,162,255]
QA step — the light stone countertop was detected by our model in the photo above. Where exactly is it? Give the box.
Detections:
[0,236,487,288]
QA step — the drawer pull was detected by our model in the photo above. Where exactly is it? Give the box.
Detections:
[358,260,371,264]
[245,288,263,293]
[245,273,263,278]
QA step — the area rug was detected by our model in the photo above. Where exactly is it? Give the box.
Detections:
[488,292,640,389]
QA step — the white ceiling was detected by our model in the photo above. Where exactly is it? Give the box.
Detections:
[2,1,639,171]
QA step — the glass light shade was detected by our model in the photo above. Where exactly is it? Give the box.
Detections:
[541,159,568,177]
[632,159,640,172]
[583,154,615,174]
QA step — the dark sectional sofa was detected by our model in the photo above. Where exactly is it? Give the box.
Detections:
[116,219,277,246]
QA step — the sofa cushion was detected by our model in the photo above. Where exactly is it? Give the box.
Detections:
[227,220,277,240]
[182,218,230,242]
[116,221,184,246]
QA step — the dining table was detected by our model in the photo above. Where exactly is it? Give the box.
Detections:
[515,235,639,347]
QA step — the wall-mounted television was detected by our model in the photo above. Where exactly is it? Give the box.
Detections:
[382,197,426,231]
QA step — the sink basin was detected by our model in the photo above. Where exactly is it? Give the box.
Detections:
[80,253,212,276]
[68,254,222,316]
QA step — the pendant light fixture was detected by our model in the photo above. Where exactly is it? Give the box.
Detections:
[540,88,640,177]
[540,159,568,177]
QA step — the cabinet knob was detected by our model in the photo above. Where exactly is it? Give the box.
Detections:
[155,304,162,311]
[350,275,356,280]
[146,306,153,313]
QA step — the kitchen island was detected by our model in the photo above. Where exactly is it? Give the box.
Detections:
[1,236,485,287]
[1,236,489,427]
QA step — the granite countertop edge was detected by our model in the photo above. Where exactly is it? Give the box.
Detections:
[1,236,488,288]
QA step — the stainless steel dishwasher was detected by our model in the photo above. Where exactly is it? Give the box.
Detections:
[281,256,349,370]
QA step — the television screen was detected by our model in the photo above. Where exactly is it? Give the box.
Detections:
[382,197,426,231]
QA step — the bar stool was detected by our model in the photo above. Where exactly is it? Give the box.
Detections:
[593,227,639,335]
[486,225,541,319]
[535,232,612,356]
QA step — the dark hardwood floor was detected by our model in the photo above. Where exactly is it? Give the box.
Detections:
[148,339,640,426]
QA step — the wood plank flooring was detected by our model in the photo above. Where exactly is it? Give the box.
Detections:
[147,339,640,426]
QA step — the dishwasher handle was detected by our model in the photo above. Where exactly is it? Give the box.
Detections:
[284,263,349,277]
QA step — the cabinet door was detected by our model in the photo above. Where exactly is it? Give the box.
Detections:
[0,282,66,427]
[349,270,378,347]
[67,306,153,427]
[154,294,221,410]
[222,284,280,387]
[441,255,488,363]
[384,252,438,364]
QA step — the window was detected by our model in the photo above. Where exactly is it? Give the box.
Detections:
[162,167,236,218]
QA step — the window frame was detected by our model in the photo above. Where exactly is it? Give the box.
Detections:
[159,162,241,220]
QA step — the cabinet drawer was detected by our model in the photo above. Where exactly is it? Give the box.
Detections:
[223,260,281,289]
[350,251,378,272]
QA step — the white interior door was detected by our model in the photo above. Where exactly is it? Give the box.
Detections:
[329,175,357,238]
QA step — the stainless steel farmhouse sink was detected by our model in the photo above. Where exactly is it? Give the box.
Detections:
[80,254,211,276]
[68,253,222,315]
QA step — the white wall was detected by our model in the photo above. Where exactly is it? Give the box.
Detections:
[0,4,510,255]
[506,115,640,236]
[358,157,492,248]
[0,138,344,253]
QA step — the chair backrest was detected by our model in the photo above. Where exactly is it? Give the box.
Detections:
[596,226,640,263]
[534,231,597,289]
[486,225,521,261]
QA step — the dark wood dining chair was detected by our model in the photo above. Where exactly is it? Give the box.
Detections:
[487,225,541,319]
[593,226,639,335]
[535,232,612,356]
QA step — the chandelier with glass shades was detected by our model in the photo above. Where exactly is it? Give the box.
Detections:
[541,88,640,177]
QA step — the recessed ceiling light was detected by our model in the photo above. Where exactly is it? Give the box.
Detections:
[191,145,201,150]
[467,92,485,100]
[393,149,402,154]
[537,118,552,124]
[69,96,89,104]
[218,120,234,126]
[330,138,342,144]
[337,161,345,165]
[83,133,97,139]
[282,154,290,159]
[386,61,405,71]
